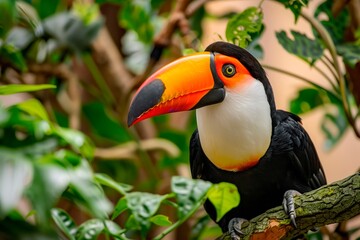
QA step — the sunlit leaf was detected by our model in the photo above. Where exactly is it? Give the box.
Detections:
[150,214,172,226]
[225,7,263,48]
[0,148,33,217]
[171,176,212,218]
[276,0,309,22]
[51,208,77,240]
[276,30,324,65]
[0,84,55,95]
[94,173,133,195]
[207,182,240,222]
[15,98,51,121]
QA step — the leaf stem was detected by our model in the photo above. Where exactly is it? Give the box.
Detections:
[153,194,208,240]
[300,12,360,138]
[312,64,338,92]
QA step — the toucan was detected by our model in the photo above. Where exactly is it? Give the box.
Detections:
[127,41,326,237]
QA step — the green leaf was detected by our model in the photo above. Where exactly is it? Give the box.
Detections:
[75,219,105,240]
[125,192,171,235]
[82,102,132,143]
[207,182,240,222]
[150,214,172,226]
[112,197,128,220]
[0,43,27,71]
[314,0,349,45]
[0,147,33,217]
[119,1,154,43]
[0,84,56,95]
[290,88,340,115]
[276,30,324,65]
[0,0,16,37]
[171,176,212,218]
[15,98,51,121]
[337,43,360,68]
[67,160,113,219]
[94,173,133,195]
[225,7,263,48]
[31,0,63,19]
[276,0,308,22]
[26,163,70,225]
[54,126,94,159]
[51,208,77,240]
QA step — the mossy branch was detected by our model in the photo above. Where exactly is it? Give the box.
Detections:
[218,173,360,240]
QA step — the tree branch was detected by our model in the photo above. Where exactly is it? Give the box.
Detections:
[217,173,360,240]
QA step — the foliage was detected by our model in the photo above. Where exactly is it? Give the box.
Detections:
[0,0,359,239]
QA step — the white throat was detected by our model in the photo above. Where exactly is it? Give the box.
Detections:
[196,79,272,171]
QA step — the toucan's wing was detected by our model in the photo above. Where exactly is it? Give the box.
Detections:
[272,110,327,190]
[189,129,206,179]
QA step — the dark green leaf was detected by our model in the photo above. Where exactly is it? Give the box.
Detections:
[150,214,172,226]
[0,148,33,217]
[95,173,133,195]
[314,0,349,45]
[171,176,212,218]
[276,0,308,22]
[225,7,263,48]
[51,208,77,240]
[190,215,211,240]
[276,30,324,65]
[82,101,132,143]
[290,88,340,115]
[31,0,63,19]
[0,0,16,37]
[337,43,360,68]
[0,43,27,71]
[246,24,265,59]
[112,197,128,220]
[207,182,240,222]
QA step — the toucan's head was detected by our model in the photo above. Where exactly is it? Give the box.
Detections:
[127,41,275,127]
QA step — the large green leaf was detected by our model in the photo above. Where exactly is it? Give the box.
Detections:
[171,176,212,218]
[0,148,33,217]
[225,7,263,48]
[94,173,133,195]
[276,30,324,65]
[26,163,70,226]
[207,182,240,222]
[276,0,309,22]
[337,43,360,68]
[75,219,125,240]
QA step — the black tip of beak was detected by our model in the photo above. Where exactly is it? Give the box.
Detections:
[127,79,165,127]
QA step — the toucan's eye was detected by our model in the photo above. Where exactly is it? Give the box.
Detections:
[222,64,236,77]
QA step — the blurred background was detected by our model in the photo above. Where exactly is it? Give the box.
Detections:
[0,0,359,239]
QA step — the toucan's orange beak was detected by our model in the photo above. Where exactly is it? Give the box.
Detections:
[127,52,225,126]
